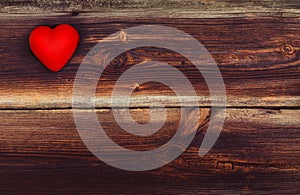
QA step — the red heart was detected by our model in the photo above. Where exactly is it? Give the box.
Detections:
[29,24,80,72]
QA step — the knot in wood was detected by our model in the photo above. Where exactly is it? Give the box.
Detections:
[111,58,122,68]
[280,44,295,55]
[119,30,128,42]
[134,83,140,91]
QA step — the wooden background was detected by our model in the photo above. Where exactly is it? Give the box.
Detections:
[0,0,299,194]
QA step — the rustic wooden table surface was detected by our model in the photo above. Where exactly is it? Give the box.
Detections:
[0,0,299,194]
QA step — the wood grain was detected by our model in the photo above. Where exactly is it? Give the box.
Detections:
[0,17,299,108]
[0,1,299,194]
[0,0,299,18]
[0,108,299,194]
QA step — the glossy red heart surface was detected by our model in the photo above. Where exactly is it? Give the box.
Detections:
[29,24,80,72]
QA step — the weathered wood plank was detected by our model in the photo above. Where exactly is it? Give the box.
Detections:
[0,0,299,18]
[0,1,299,194]
[2,0,299,9]
[0,17,299,108]
[0,108,299,193]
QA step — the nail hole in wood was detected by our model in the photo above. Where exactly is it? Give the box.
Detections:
[70,10,80,16]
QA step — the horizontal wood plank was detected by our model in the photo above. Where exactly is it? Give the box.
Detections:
[0,0,299,18]
[0,17,299,108]
[0,108,299,193]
